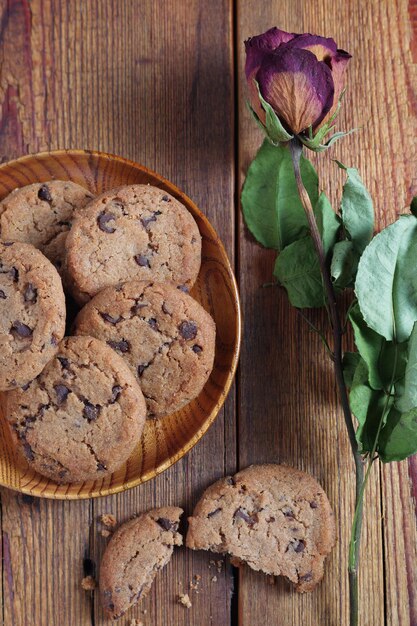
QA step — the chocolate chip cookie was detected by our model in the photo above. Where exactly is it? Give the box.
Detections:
[0,180,93,275]
[74,280,215,417]
[186,464,336,592]
[0,241,66,390]
[100,506,183,620]
[4,335,147,483]
[65,185,201,303]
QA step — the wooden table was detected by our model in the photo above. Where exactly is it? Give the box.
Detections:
[0,1,416,624]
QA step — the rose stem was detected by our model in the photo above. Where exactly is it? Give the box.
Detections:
[289,136,364,626]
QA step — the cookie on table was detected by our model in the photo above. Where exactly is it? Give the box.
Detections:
[4,335,146,483]
[0,241,66,390]
[65,184,201,303]
[74,280,216,418]
[186,464,336,592]
[0,180,93,275]
[100,506,183,620]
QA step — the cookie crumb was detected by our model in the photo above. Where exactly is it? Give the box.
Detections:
[100,513,117,528]
[81,576,96,591]
[178,593,192,608]
[100,528,112,538]
[129,620,143,626]
[189,574,201,591]
[211,575,217,583]
[209,559,223,573]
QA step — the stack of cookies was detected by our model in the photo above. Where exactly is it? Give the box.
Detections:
[0,181,216,484]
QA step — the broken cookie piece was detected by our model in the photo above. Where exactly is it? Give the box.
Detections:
[186,464,335,592]
[100,507,183,620]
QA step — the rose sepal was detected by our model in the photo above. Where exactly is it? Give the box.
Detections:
[250,80,293,145]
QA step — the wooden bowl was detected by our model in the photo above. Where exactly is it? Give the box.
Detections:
[0,150,241,499]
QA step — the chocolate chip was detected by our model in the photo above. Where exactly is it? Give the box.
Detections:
[310,501,318,509]
[38,184,52,202]
[137,363,149,377]
[110,385,122,403]
[57,220,71,227]
[10,267,19,282]
[21,382,31,391]
[0,289,6,299]
[156,517,178,531]
[161,302,171,315]
[97,462,107,471]
[134,254,150,268]
[140,210,161,228]
[148,318,158,330]
[131,301,147,314]
[267,516,276,523]
[299,572,313,582]
[58,469,67,479]
[100,312,122,325]
[192,344,202,353]
[23,442,34,461]
[289,539,305,553]
[162,195,170,202]
[58,356,70,369]
[51,335,59,346]
[177,285,189,293]
[179,320,197,340]
[97,211,116,233]
[2,242,13,247]
[281,506,294,518]
[83,400,100,422]
[54,384,70,404]
[24,283,37,303]
[233,507,257,526]
[11,321,33,339]
[107,339,130,353]
[226,476,236,486]
[208,508,222,518]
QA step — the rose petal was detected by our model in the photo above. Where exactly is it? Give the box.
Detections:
[244,27,295,79]
[257,48,335,134]
[316,49,351,128]
[245,27,295,124]
[284,33,337,62]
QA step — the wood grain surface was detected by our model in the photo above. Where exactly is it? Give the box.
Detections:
[0,1,415,625]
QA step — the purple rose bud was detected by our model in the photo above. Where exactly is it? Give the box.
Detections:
[245,27,351,137]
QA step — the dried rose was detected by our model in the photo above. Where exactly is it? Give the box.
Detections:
[245,27,351,148]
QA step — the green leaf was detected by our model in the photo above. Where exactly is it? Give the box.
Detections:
[355,214,417,342]
[349,303,384,389]
[254,81,293,144]
[336,163,374,254]
[273,236,325,308]
[349,303,407,391]
[349,358,389,452]
[314,192,340,256]
[343,351,361,388]
[330,240,356,288]
[378,406,417,462]
[241,139,319,251]
[395,322,417,412]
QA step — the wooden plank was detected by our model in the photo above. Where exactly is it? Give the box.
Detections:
[0,1,236,625]
[237,0,416,624]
